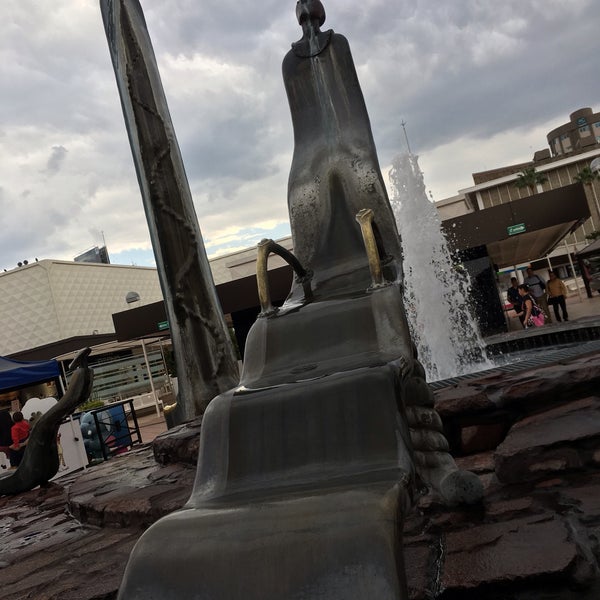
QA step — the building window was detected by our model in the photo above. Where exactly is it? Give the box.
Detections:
[553,139,562,154]
[594,122,600,129]
[579,125,590,134]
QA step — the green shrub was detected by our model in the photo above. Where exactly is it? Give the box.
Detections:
[78,399,106,412]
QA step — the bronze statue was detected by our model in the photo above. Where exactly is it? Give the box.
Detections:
[284,0,403,296]
[113,2,481,598]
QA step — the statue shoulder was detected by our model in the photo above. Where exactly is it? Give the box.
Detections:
[330,32,349,48]
[289,29,334,59]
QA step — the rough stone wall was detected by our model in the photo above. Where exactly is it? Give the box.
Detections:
[1,351,599,599]
[404,351,600,599]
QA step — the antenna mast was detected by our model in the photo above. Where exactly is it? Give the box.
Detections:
[401,120,413,156]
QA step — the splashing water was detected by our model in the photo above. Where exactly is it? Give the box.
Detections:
[389,152,492,381]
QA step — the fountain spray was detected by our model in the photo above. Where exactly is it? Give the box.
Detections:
[389,151,492,380]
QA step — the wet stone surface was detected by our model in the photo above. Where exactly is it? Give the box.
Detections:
[0,350,599,599]
[0,445,196,600]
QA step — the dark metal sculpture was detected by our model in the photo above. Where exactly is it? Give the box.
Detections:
[115,1,482,598]
[0,348,93,496]
[100,0,239,424]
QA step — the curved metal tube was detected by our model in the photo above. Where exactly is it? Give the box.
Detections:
[256,239,312,316]
[0,347,94,496]
[355,208,386,287]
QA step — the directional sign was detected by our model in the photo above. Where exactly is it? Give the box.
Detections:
[157,320,169,331]
[507,223,526,236]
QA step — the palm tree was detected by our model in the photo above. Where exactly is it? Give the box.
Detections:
[574,165,598,185]
[574,166,600,228]
[514,167,548,195]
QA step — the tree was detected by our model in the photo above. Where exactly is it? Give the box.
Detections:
[574,166,600,220]
[514,167,548,195]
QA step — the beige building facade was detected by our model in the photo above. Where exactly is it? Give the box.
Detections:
[0,238,296,359]
[547,107,600,157]
[459,147,600,256]
[0,260,164,357]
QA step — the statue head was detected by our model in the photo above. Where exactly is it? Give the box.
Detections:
[296,0,326,27]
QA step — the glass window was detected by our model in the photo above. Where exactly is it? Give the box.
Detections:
[579,125,590,133]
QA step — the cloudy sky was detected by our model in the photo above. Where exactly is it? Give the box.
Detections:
[1,0,599,271]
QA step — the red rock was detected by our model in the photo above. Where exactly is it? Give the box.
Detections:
[460,422,507,454]
[152,417,202,465]
[403,544,432,600]
[561,483,600,517]
[490,361,600,409]
[535,477,565,489]
[433,386,492,417]
[442,516,577,590]
[455,451,495,474]
[495,397,600,483]
[485,496,534,517]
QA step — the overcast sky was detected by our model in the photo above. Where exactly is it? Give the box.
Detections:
[1,0,599,271]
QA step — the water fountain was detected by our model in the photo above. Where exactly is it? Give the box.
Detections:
[389,152,493,380]
[2,3,599,600]
[101,1,482,598]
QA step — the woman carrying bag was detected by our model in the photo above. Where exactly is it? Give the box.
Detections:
[516,284,545,328]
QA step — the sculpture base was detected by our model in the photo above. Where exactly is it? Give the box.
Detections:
[118,481,410,600]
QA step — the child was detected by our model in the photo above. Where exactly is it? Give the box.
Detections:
[9,411,30,468]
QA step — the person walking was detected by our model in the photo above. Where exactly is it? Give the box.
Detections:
[524,267,552,323]
[546,270,569,322]
[506,277,524,328]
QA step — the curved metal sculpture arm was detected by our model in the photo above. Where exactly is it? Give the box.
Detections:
[257,239,312,316]
[355,208,388,288]
[0,347,94,496]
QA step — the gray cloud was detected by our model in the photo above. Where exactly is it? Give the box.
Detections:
[1,0,599,271]
[46,145,68,174]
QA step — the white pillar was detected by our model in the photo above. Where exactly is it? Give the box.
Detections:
[564,240,583,302]
[141,338,161,417]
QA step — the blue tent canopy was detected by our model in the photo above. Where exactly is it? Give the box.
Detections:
[0,356,60,394]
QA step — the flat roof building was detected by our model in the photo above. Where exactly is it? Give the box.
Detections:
[547,107,600,157]
[0,260,164,357]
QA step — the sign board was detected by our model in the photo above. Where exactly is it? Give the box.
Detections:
[507,223,526,236]
[157,320,169,331]
[52,418,89,479]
